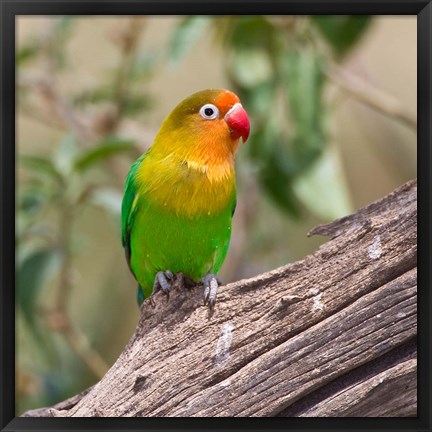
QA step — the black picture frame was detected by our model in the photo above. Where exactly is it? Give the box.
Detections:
[1,1,431,431]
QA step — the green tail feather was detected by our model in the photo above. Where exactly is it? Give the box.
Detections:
[137,284,145,306]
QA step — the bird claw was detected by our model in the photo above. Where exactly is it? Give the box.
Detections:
[152,270,174,298]
[202,274,221,308]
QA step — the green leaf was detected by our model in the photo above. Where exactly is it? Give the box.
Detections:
[19,155,63,184]
[292,145,353,221]
[240,81,276,119]
[89,188,123,217]
[227,17,276,51]
[260,154,301,218]
[73,85,113,106]
[73,137,135,172]
[130,52,157,80]
[54,133,79,175]
[168,16,211,66]
[250,125,300,218]
[16,247,60,358]
[248,122,276,162]
[18,186,49,216]
[311,16,372,58]
[284,50,326,170]
[284,50,324,132]
[16,43,40,66]
[122,94,153,116]
[54,16,75,38]
[230,48,273,89]
[51,17,76,68]
[17,248,61,327]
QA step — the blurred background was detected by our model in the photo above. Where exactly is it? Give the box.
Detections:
[16,15,416,414]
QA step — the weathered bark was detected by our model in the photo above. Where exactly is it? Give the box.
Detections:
[23,179,417,417]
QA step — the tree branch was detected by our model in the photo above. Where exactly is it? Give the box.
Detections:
[327,65,417,130]
[22,179,417,417]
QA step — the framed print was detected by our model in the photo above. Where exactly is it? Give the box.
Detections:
[1,1,430,431]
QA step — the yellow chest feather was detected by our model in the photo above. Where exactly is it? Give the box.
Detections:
[136,154,236,217]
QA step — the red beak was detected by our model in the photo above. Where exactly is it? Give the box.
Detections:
[224,103,250,143]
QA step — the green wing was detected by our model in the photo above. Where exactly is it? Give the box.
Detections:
[121,153,146,277]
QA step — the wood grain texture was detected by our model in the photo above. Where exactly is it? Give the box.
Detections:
[22,179,417,417]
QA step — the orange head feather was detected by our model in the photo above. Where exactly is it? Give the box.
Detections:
[151,89,250,167]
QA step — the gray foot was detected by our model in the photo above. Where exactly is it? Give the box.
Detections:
[202,274,222,308]
[152,270,174,296]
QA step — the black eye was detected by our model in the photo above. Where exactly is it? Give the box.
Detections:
[199,103,219,120]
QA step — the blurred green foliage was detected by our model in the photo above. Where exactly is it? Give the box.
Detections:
[169,15,371,218]
[312,16,371,58]
[16,16,374,413]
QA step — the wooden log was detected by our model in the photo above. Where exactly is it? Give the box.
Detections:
[22,179,417,417]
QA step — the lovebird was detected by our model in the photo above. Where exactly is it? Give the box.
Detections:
[121,89,250,307]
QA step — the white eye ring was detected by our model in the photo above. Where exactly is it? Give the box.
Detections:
[199,103,219,120]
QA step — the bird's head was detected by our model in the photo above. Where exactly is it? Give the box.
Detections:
[153,89,250,163]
